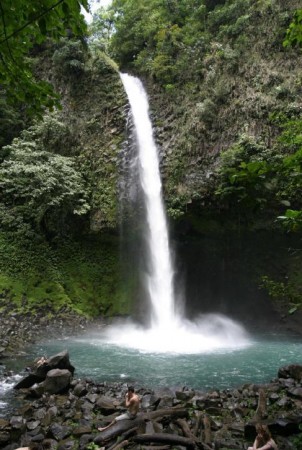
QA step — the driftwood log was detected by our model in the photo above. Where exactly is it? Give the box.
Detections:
[94,418,145,444]
[175,418,213,450]
[175,418,200,442]
[132,432,197,449]
[254,388,267,421]
[202,414,212,445]
[107,439,129,450]
[144,406,189,421]
[106,427,139,450]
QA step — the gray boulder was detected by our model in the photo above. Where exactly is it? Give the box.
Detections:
[14,350,74,390]
[42,369,72,394]
[278,364,302,381]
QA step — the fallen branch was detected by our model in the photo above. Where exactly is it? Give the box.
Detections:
[132,432,196,449]
[94,418,145,444]
[193,411,203,437]
[175,418,200,442]
[143,406,189,421]
[175,418,213,450]
[139,446,171,450]
[107,439,129,450]
[202,414,212,445]
[107,429,138,450]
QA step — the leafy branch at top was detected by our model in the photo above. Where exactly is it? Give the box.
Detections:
[0,0,89,116]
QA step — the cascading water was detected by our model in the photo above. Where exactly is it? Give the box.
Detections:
[102,73,251,353]
[120,73,175,329]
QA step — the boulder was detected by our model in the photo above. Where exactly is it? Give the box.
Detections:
[14,351,74,390]
[96,396,119,415]
[42,369,72,394]
[278,364,302,382]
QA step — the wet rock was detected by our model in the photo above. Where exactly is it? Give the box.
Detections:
[278,364,302,381]
[26,420,40,431]
[96,396,119,414]
[0,431,10,445]
[141,393,160,410]
[30,433,45,442]
[288,387,302,399]
[9,416,25,429]
[73,382,88,397]
[41,369,72,395]
[49,423,71,441]
[175,389,195,402]
[57,438,77,450]
[269,417,302,436]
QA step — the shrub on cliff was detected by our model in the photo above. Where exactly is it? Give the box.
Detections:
[0,128,90,236]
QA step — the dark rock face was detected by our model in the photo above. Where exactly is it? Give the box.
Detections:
[3,355,302,450]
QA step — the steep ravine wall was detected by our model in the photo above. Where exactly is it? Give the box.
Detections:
[0,47,133,319]
[138,2,302,328]
[145,1,302,221]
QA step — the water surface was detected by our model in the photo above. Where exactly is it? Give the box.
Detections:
[1,330,301,417]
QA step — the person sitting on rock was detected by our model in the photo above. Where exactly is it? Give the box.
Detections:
[98,386,140,432]
[248,423,278,450]
[35,355,47,367]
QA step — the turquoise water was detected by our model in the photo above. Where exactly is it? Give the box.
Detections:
[1,330,301,417]
[29,332,302,390]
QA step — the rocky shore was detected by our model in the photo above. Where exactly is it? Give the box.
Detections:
[0,295,100,359]
[1,295,302,450]
[0,349,302,450]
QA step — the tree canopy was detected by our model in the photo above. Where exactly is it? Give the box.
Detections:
[0,0,89,115]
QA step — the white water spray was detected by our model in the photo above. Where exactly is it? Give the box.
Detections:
[102,74,251,354]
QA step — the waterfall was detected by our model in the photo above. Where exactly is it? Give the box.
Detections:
[120,73,176,329]
[101,73,251,354]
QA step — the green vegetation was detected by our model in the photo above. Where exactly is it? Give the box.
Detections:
[0,118,90,236]
[0,232,131,317]
[284,9,302,47]
[1,0,302,319]
[210,114,302,227]
[0,0,88,115]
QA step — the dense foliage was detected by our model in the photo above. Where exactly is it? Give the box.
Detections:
[0,117,90,236]
[1,0,301,317]
[284,8,302,47]
[91,0,299,89]
[0,0,88,115]
[212,115,302,227]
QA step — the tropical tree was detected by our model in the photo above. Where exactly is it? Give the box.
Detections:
[0,0,89,115]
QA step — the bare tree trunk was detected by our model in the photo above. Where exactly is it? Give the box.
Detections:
[143,406,189,421]
[107,439,129,450]
[193,411,203,437]
[254,389,267,421]
[175,418,199,442]
[202,414,212,445]
[132,433,197,449]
